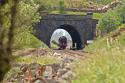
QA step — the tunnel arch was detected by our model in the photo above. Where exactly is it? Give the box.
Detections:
[50,24,82,50]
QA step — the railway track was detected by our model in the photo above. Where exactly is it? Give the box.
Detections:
[14,48,88,59]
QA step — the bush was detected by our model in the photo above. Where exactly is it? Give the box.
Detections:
[98,10,123,35]
[116,1,125,23]
[13,0,48,49]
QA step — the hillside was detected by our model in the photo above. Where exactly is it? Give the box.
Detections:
[72,25,125,83]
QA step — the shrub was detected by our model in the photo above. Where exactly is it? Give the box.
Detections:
[116,1,125,23]
[98,10,123,35]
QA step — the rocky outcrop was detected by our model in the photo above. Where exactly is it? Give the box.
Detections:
[64,0,122,13]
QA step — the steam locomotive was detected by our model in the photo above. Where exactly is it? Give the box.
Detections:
[52,36,67,50]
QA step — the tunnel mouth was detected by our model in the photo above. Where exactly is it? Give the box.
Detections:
[50,24,82,50]
[50,29,73,50]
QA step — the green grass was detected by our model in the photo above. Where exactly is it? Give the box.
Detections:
[73,49,125,83]
[72,25,125,83]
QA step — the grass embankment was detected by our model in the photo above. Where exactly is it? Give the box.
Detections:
[72,25,125,83]
[14,32,48,49]
[14,32,53,65]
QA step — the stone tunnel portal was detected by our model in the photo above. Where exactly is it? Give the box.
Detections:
[33,14,98,50]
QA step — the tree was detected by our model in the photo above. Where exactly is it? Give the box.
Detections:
[0,0,19,81]
[0,0,41,81]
